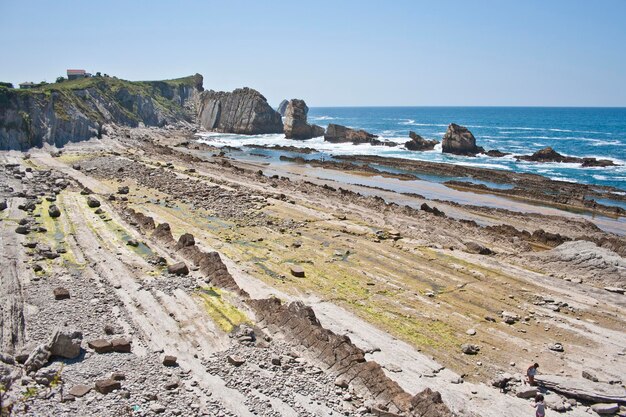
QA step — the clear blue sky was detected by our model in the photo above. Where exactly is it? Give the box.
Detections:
[2,0,625,106]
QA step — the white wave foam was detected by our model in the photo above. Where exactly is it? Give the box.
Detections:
[311,116,336,120]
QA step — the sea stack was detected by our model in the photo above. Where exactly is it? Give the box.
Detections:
[324,124,379,144]
[283,99,325,140]
[197,87,283,135]
[441,123,483,156]
[405,131,439,151]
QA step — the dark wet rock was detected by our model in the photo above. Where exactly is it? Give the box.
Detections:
[126,239,139,247]
[484,149,510,157]
[441,123,483,156]
[15,225,30,235]
[277,99,289,116]
[420,203,445,217]
[198,87,283,134]
[516,147,617,167]
[48,204,61,218]
[405,131,438,151]
[0,200,7,211]
[324,123,379,144]
[117,185,129,194]
[283,99,325,140]
[86,196,101,208]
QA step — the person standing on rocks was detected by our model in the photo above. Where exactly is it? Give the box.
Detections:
[532,394,546,417]
[527,363,539,385]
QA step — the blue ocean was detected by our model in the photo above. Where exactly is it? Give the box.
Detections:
[198,107,626,191]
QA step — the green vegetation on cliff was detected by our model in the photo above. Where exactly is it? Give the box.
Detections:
[0,74,204,150]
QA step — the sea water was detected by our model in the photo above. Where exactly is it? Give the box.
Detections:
[196,107,626,191]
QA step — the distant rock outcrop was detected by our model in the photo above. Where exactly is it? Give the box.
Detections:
[283,99,324,140]
[516,147,617,167]
[441,123,483,156]
[405,131,438,151]
[277,99,289,116]
[0,74,204,150]
[198,87,283,135]
[324,123,394,146]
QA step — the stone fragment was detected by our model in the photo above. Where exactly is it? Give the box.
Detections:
[461,344,480,355]
[126,239,139,247]
[86,196,101,208]
[167,262,189,276]
[95,378,121,394]
[466,329,476,336]
[48,205,61,218]
[88,339,113,354]
[111,338,132,353]
[53,287,70,300]
[227,355,246,366]
[69,384,91,397]
[163,355,178,367]
[290,265,305,278]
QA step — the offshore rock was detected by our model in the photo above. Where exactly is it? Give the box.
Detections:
[405,131,438,151]
[324,124,380,145]
[198,87,283,134]
[277,99,289,116]
[283,99,324,140]
[441,123,483,156]
[516,147,617,167]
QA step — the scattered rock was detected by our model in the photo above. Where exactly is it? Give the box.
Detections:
[126,239,139,247]
[515,387,538,399]
[167,262,189,276]
[117,186,129,195]
[461,344,480,355]
[163,355,178,367]
[227,355,246,366]
[604,286,625,295]
[53,287,70,300]
[290,265,305,278]
[591,403,619,415]
[88,339,113,354]
[111,338,132,353]
[582,370,599,382]
[49,329,83,359]
[48,205,61,218]
[466,329,476,336]
[94,378,121,394]
[69,384,91,397]
[501,311,519,324]
[87,196,101,208]
[548,343,564,352]
[405,131,438,151]
[464,241,493,255]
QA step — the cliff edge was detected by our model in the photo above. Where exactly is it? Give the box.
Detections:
[0,74,204,150]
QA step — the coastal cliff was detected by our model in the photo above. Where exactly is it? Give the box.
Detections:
[197,87,283,135]
[0,74,203,150]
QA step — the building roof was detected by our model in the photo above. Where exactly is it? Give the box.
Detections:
[67,69,86,75]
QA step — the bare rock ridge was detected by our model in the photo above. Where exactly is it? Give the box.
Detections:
[0,74,204,150]
[122,206,453,416]
[441,123,484,156]
[197,87,283,134]
[283,99,324,139]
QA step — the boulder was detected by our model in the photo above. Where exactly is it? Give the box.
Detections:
[501,311,519,324]
[48,205,61,218]
[86,196,101,208]
[324,124,379,145]
[461,343,480,354]
[405,131,438,151]
[290,265,305,278]
[88,339,113,354]
[484,149,510,157]
[53,287,70,300]
[117,186,129,195]
[111,338,132,353]
[163,355,178,367]
[277,99,289,116]
[283,99,324,140]
[168,262,189,276]
[516,147,618,167]
[198,87,283,134]
[49,329,83,359]
[94,378,121,394]
[515,387,538,399]
[441,123,483,156]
